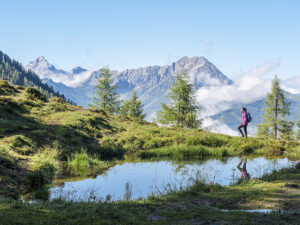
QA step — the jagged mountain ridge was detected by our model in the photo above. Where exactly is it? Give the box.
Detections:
[25,55,300,135]
[26,56,233,119]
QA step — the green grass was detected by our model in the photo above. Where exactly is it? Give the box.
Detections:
[68,151,108,176]
[1,163,300,224]
[1,79,300,201]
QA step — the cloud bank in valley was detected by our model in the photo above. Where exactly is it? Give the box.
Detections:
[196,59,281,135]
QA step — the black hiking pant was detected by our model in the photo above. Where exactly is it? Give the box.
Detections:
[238,124,247,137]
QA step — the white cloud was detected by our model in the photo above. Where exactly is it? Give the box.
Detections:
[282,76,300,94]
[196,59,281,135]
[196,59,281,118]
[202,118,238,136]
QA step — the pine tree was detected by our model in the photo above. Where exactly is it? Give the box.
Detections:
[156,71,201,128]
[120,100,130,116]
[92,66,120,114]
[279,120,294,140]
[120,90,145,120]
[257,75,291,139]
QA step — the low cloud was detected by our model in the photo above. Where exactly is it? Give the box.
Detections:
[196,58,280,117]
[202,118,238,136]
[196,59,281,135]
[282,76,300,94]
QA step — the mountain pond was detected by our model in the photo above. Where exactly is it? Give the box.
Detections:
[50,157,298,202]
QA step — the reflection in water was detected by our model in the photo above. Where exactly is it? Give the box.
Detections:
[50,157,298,202]
[237,158,251,181]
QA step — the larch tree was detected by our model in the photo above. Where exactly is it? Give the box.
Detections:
[156,71,201,128]
[92,66,120,114]
[120,90,145,120]
[257,75,292,139]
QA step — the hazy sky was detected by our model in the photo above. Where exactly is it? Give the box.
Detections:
[1,0,299,79]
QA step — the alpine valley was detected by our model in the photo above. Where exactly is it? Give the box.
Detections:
[24,56,300,135]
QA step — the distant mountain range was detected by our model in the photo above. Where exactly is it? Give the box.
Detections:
[25,55,300,135]
[26,56,232,120]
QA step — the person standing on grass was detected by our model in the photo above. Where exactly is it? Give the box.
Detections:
[238,107,248,138]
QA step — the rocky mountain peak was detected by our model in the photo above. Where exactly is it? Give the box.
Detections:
[27,56,52,69]
[37,55,47,62]
[176,56,207,65]
[70,66,88,74]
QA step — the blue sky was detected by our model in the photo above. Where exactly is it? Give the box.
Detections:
[1,0,300,79]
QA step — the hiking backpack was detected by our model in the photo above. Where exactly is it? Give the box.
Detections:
[246,112,252,123]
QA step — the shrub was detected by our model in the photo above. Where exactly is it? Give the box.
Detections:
[25,87,46,101]
[221,148,229,157]
[25,170,47,189]
[31,185,50,200]
[48,98,68,112]
[239,143,254,154]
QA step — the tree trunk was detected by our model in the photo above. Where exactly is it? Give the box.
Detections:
[275,99,278,139]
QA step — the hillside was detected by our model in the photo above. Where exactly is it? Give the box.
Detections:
[0,51,65,100]
[1,80,299,200]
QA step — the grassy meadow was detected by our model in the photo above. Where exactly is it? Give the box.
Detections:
[1,80,300,224]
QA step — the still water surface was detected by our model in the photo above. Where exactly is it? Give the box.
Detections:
[50,157,298,201]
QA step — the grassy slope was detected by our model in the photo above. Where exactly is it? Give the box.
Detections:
[1,79,300,199]
[1,80,300,224]
[0,163,300,224]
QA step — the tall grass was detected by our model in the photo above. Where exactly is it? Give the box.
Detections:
[68,151,103,176]
[30,148,60,181]
[139,144,233,159]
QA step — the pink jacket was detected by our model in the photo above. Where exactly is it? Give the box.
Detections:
[241,111,247,125]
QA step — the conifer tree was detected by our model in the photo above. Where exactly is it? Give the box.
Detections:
[279,120,294,140]
[120,90,145,120]
[156,71,201,128]
[257,76,291,139]
[120,100,130,116]
[92,66,120,113]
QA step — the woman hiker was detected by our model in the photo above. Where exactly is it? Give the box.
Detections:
[238,107,248,138]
